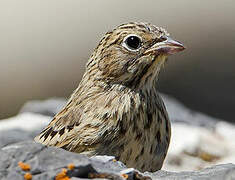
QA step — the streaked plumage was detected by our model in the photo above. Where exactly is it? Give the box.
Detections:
[35,22,185,172]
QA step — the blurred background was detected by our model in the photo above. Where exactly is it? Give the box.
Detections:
[0,0,235,122]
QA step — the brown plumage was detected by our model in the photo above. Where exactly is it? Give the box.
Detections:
[34,22,185,172]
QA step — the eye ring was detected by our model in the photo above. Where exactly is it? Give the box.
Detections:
[122,34,142,52]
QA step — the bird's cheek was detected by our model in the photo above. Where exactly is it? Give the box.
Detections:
[139,55,155,67]
[98,60,128,80]
[127,63,138,73]
[127,57,151,74]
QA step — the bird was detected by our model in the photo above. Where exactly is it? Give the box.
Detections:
[34,22,185,172]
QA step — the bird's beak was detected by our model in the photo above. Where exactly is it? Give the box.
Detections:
[144,36,185,55]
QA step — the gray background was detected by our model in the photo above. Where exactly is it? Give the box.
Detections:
[0,0,235,122]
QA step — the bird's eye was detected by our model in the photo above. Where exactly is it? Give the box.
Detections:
[123,34,142,51]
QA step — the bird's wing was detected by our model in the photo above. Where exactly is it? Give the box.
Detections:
[34,98,105,153]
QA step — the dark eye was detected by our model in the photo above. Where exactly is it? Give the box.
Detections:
[123,35,141,51]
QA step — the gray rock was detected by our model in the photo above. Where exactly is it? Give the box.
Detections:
[0,129,33,149]
[2,97,233,179]
[20,98,66,117]
[0,141,235,180]
[0,141,128,180]
[161,94,220,129]
[145,163,235,180]
[0,128,43,149]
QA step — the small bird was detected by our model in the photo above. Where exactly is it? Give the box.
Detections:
[35,22,185,172]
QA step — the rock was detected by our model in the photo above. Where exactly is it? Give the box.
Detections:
[0,141,135,180]
[1,96,235,176]
[0,141,235,180]
[145,163,235,180]
[163,122,235,171]
[20,98,66,117]
[0,113,50,149]
[0,113,50,150]
[0,129,33,149]
[161,94,220,129]
[0,113,50,132]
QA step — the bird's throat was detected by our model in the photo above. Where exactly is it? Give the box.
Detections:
[137,55,167,89]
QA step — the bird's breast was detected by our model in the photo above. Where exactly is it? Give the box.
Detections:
[96,89,171,172]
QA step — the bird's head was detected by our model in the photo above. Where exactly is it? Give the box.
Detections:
[86,22,185,89]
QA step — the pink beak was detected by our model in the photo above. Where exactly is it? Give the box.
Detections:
[144,36,185,55]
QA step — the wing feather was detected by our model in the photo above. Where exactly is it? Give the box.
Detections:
[34,97,109,153]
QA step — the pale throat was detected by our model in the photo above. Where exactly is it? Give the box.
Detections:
[138,55,167,91]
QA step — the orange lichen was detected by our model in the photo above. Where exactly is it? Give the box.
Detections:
[24,173,32,180]
[199,152,219,162]
[89,173,95,178]
[98,174,107,178]
[55,168,70,180]
[18,161,31,171]
[121,174,129,179]
[89,173,109,179]
[67,163,75,170]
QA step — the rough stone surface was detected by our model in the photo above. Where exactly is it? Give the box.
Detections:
[145,164,235,180]
[0,129,34,149]
[0,113,50,132]
[0,141,235,180]
[1,96,235,179]
[0,141,134,180]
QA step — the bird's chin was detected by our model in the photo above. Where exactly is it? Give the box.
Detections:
[151,54,168,65]
[138,55,167,87]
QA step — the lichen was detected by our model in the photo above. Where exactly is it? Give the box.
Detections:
[55,168,70,180]
[24,173,32,180]
[18,161,31,171]
[67,163,75,170]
